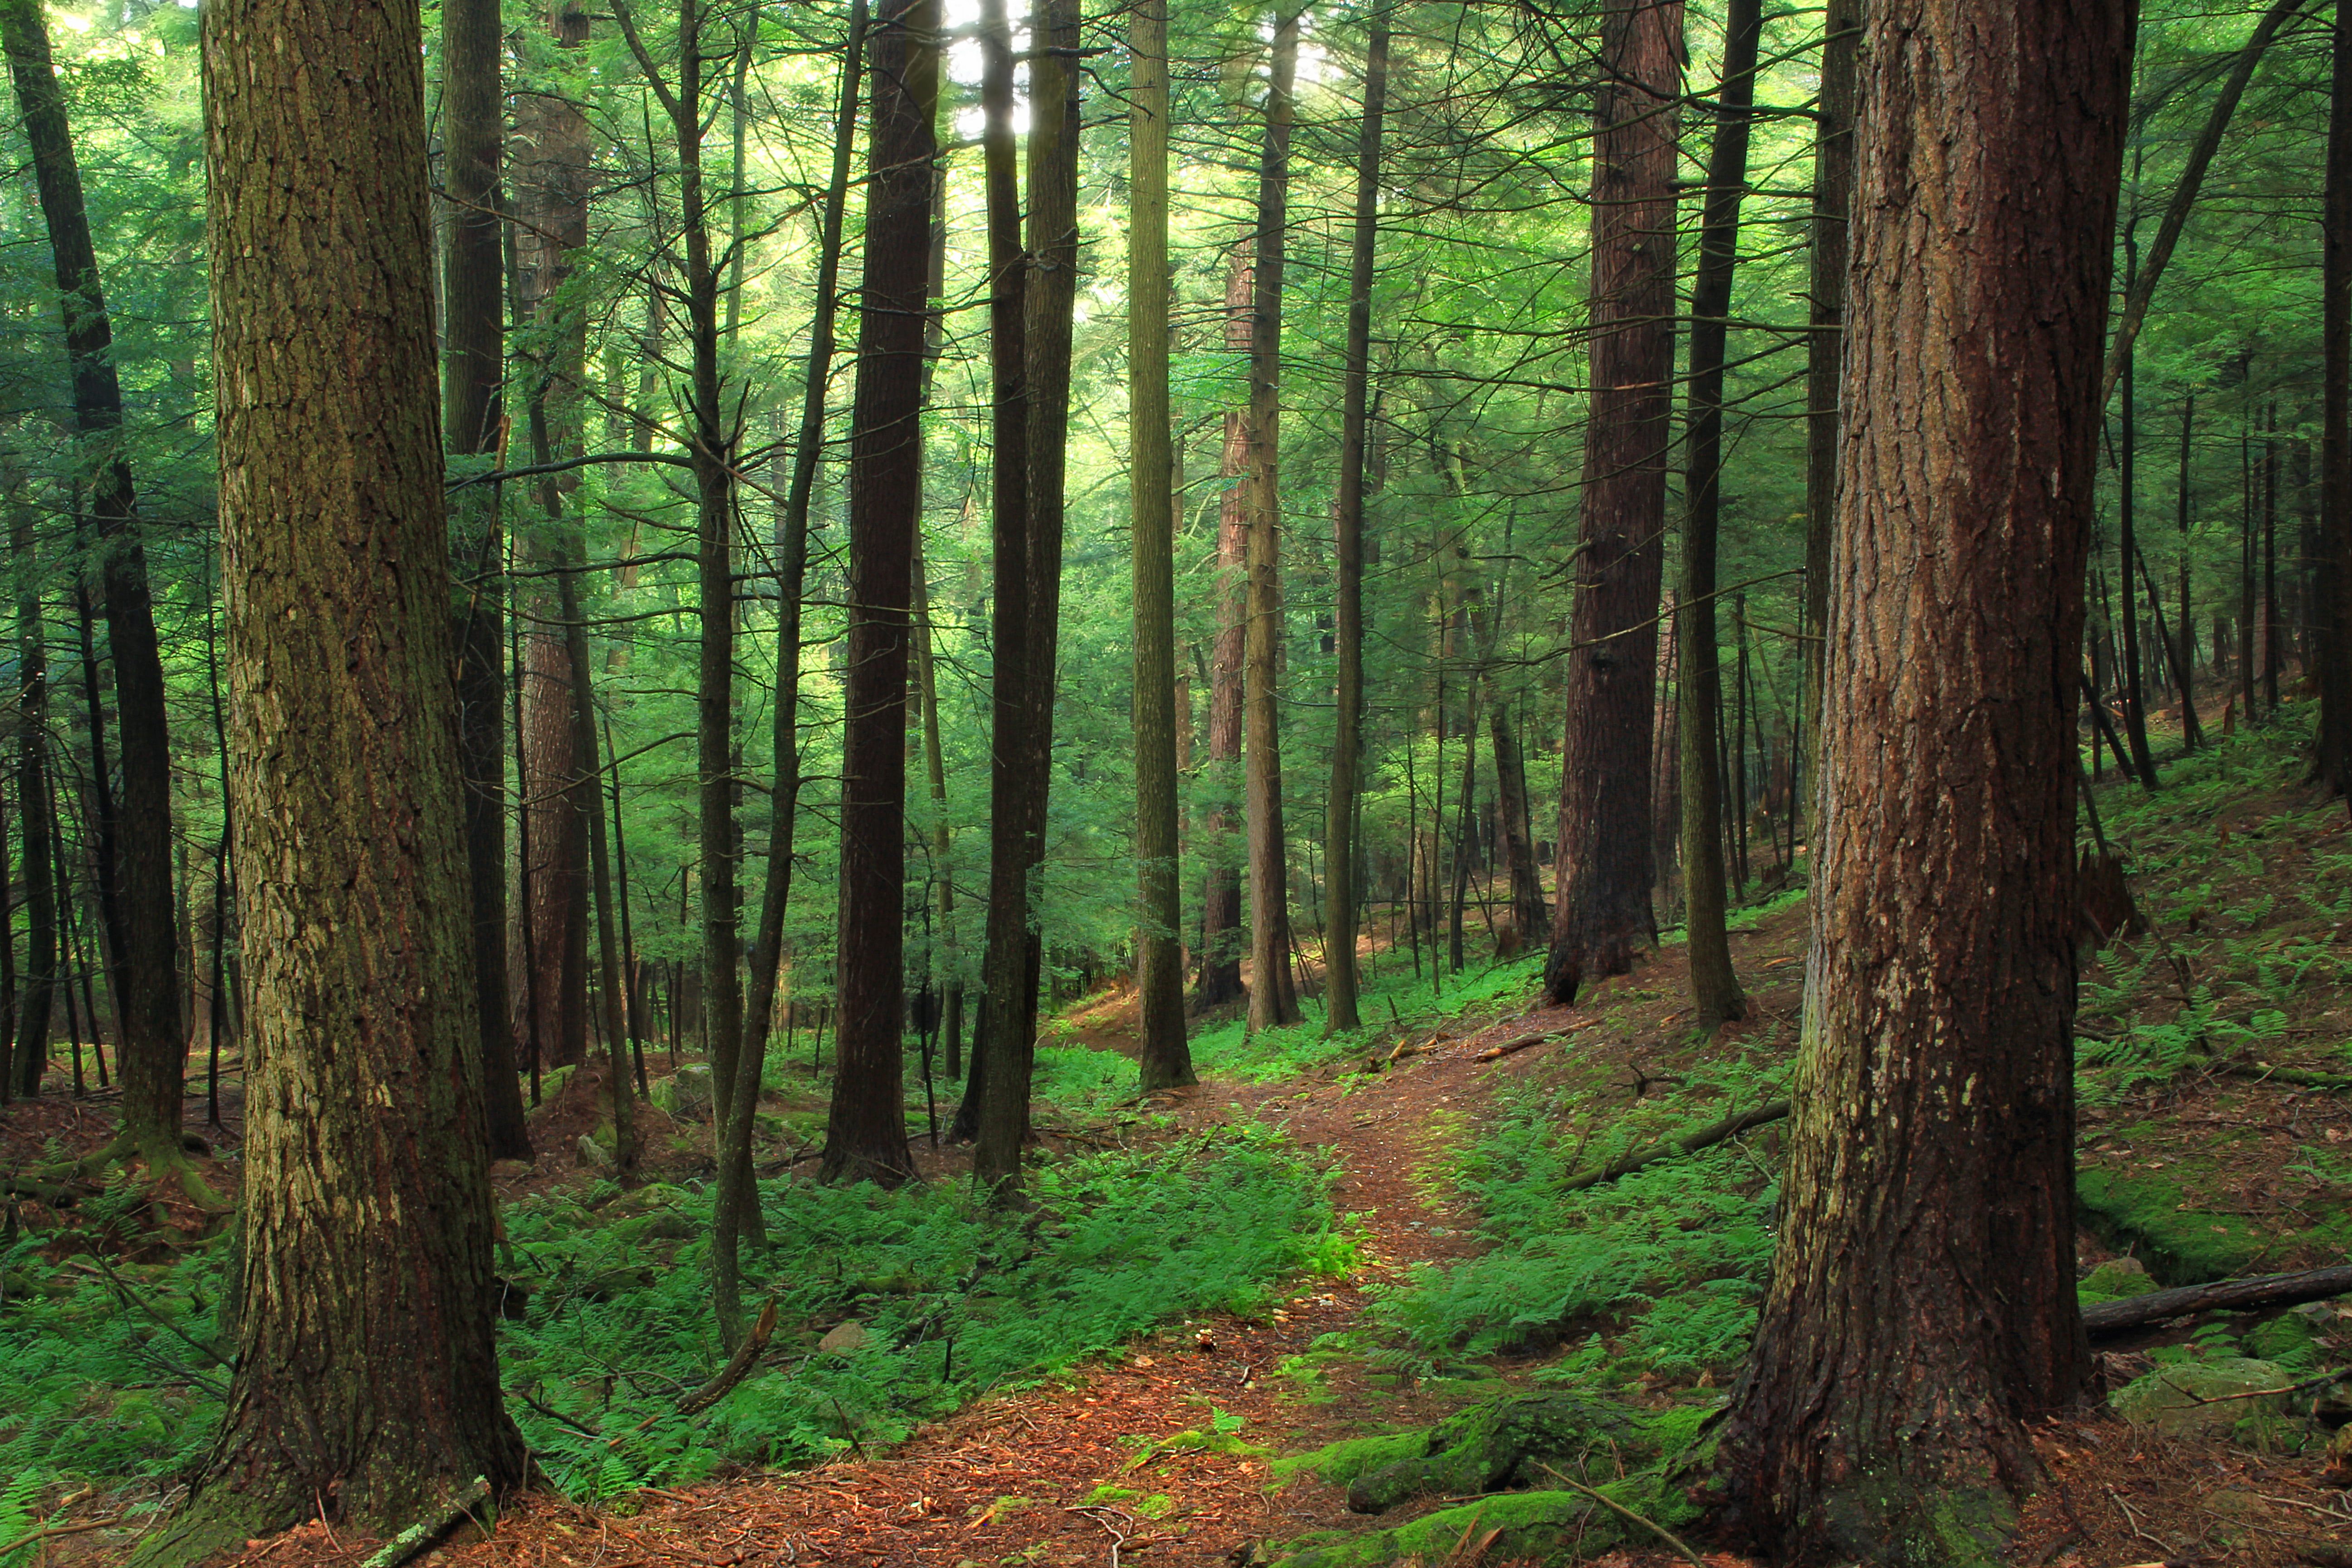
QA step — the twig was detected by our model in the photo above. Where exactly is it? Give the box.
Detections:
[2103,1484,2178,1560]
[1534,1465,1704,1568]
[0,1515,127,1560]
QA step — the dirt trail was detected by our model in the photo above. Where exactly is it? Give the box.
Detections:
[423,1005,1603,1568]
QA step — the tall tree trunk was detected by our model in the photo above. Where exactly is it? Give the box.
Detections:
[1325,14,1389,1031]
[720,0,864,1340]
[512,0,594,1071]
[2177,392,2207,750]
[8,500,56,1104]
[559,556,634,1175]
[1544,0,1683,1006]
[3,0,184,1161]
[1708,0,2127,1548]
[1198,393,1249,1009]
[1243,10,1304,1034]
[959,0,1031,1133]
[615,0,745,1165]
[153,0,530,1548]
[1678,0,1759,1028]
[822,0,936,1189]
[442,0,531,1159]
[1128,0,1196,1083]
[975,0,1080,1194]
[1800,0,1859,779]
[2117,301,2159,785]
[2322,0,2351,790]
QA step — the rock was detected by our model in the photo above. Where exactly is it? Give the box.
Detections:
[576,1133,615,1170]
[2112,1357,2290,1438]
[2079,1258,2157,1302]
[818,1320,870,1355]
[1344,1393,1653,1514]
[648,1064,714,1122]
[2244,1312,2323,1372]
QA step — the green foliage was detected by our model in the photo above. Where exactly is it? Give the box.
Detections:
[499,1126,1340,1496]
[1367,1071,1782,1382]
[0,1471,45,1567]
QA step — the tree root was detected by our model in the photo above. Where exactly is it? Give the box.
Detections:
[358,1476,491,1568]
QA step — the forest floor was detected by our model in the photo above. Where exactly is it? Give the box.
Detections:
[7,720,2352,1568]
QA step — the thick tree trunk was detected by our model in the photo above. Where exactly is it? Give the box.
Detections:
[975,0,1079,1193]
[1709,0,2128,1553]
[1325,15,1389,1032]
[3,0,183,1155]
[1544,0,1683,1006]
[1128,0,1196,1086]
[1677,0,1759,1028]
[823,0,936,1188]
[441,0,531,1160]
[154,0,529,1551]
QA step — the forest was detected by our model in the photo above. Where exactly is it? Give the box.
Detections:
[0,0,2348,1558]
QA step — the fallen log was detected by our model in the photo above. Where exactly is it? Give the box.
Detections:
[2224,1059,2352,1094]
[1559,1101,1791,1194]
[1473,1020,1598,1062]
[2082,1264,2352,1339]
[676,1296,778,1418]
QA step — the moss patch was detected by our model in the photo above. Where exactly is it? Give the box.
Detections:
[2073,1169,2269,1284]
[1270,1486,1644,1568]
[1273,1431,1429,1489]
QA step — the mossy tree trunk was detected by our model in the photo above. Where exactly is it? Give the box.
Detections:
[1709,0,2128,1554]
[151,0,529,1553]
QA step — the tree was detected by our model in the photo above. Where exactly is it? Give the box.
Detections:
[1709,0,2132,1553]
[6,496,57,1104]
[975,0,1083,1192]
[1800,0,1857,768]
[2318,0,2350,793]
[823,0,937,1188]
[141,0,529,1550]
[1324,12,1390,1034]
[1127,0,1196,1088]
[439,0,533,1160]
[1676,0,1759,1028]
[2,0,184,1160]
[1243,9,1304,1034]
[1544,0,1683,1006]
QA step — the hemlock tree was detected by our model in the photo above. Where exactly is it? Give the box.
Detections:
[823,0,936,1188]
[140,0,529,1553]
[1708,0,2132,1554]
[1544,0,1682,1006]
[1127,0,1196,1089]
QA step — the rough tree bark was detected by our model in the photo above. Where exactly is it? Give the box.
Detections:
[1196,261,1250,1012]
[1544,0,1683,1006]
[823,0,936,1188]
[1708,0,2129,1553]
[1800,0,1857,774]
[146,0,530,1552]
[1128,0,1196,1086]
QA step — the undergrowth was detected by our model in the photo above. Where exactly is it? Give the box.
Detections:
[0,1126,1344,1505]
[1368,1059,1785,1387]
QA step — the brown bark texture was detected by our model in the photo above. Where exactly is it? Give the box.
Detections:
[1196,261,1251,1011]
[162,0,529,1553]
[1544,0,1683,1006]
[1709,0,2130,1554]
[823,0,935,1188]
[2318,0,2351,791]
